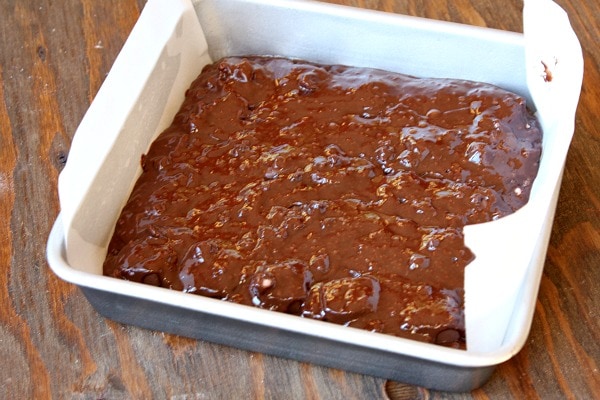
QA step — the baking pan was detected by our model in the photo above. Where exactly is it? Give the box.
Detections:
[47,0,582,391]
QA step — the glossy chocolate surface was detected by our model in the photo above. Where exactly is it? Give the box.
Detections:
[103,56,542,347]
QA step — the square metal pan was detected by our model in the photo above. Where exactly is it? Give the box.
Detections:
[47,0,582,391]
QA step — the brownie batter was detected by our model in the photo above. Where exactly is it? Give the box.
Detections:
[103,56,542,347]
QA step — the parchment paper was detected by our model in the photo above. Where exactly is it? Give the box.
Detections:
[59,0,583,354]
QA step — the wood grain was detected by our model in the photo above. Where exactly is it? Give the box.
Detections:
[1,0,598,398]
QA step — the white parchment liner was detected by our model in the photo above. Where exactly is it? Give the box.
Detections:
[56,0,583,355]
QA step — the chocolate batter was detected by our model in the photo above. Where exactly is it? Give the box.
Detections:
[103,56,542,347]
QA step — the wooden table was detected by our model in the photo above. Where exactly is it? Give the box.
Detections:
[1,0,598,398]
